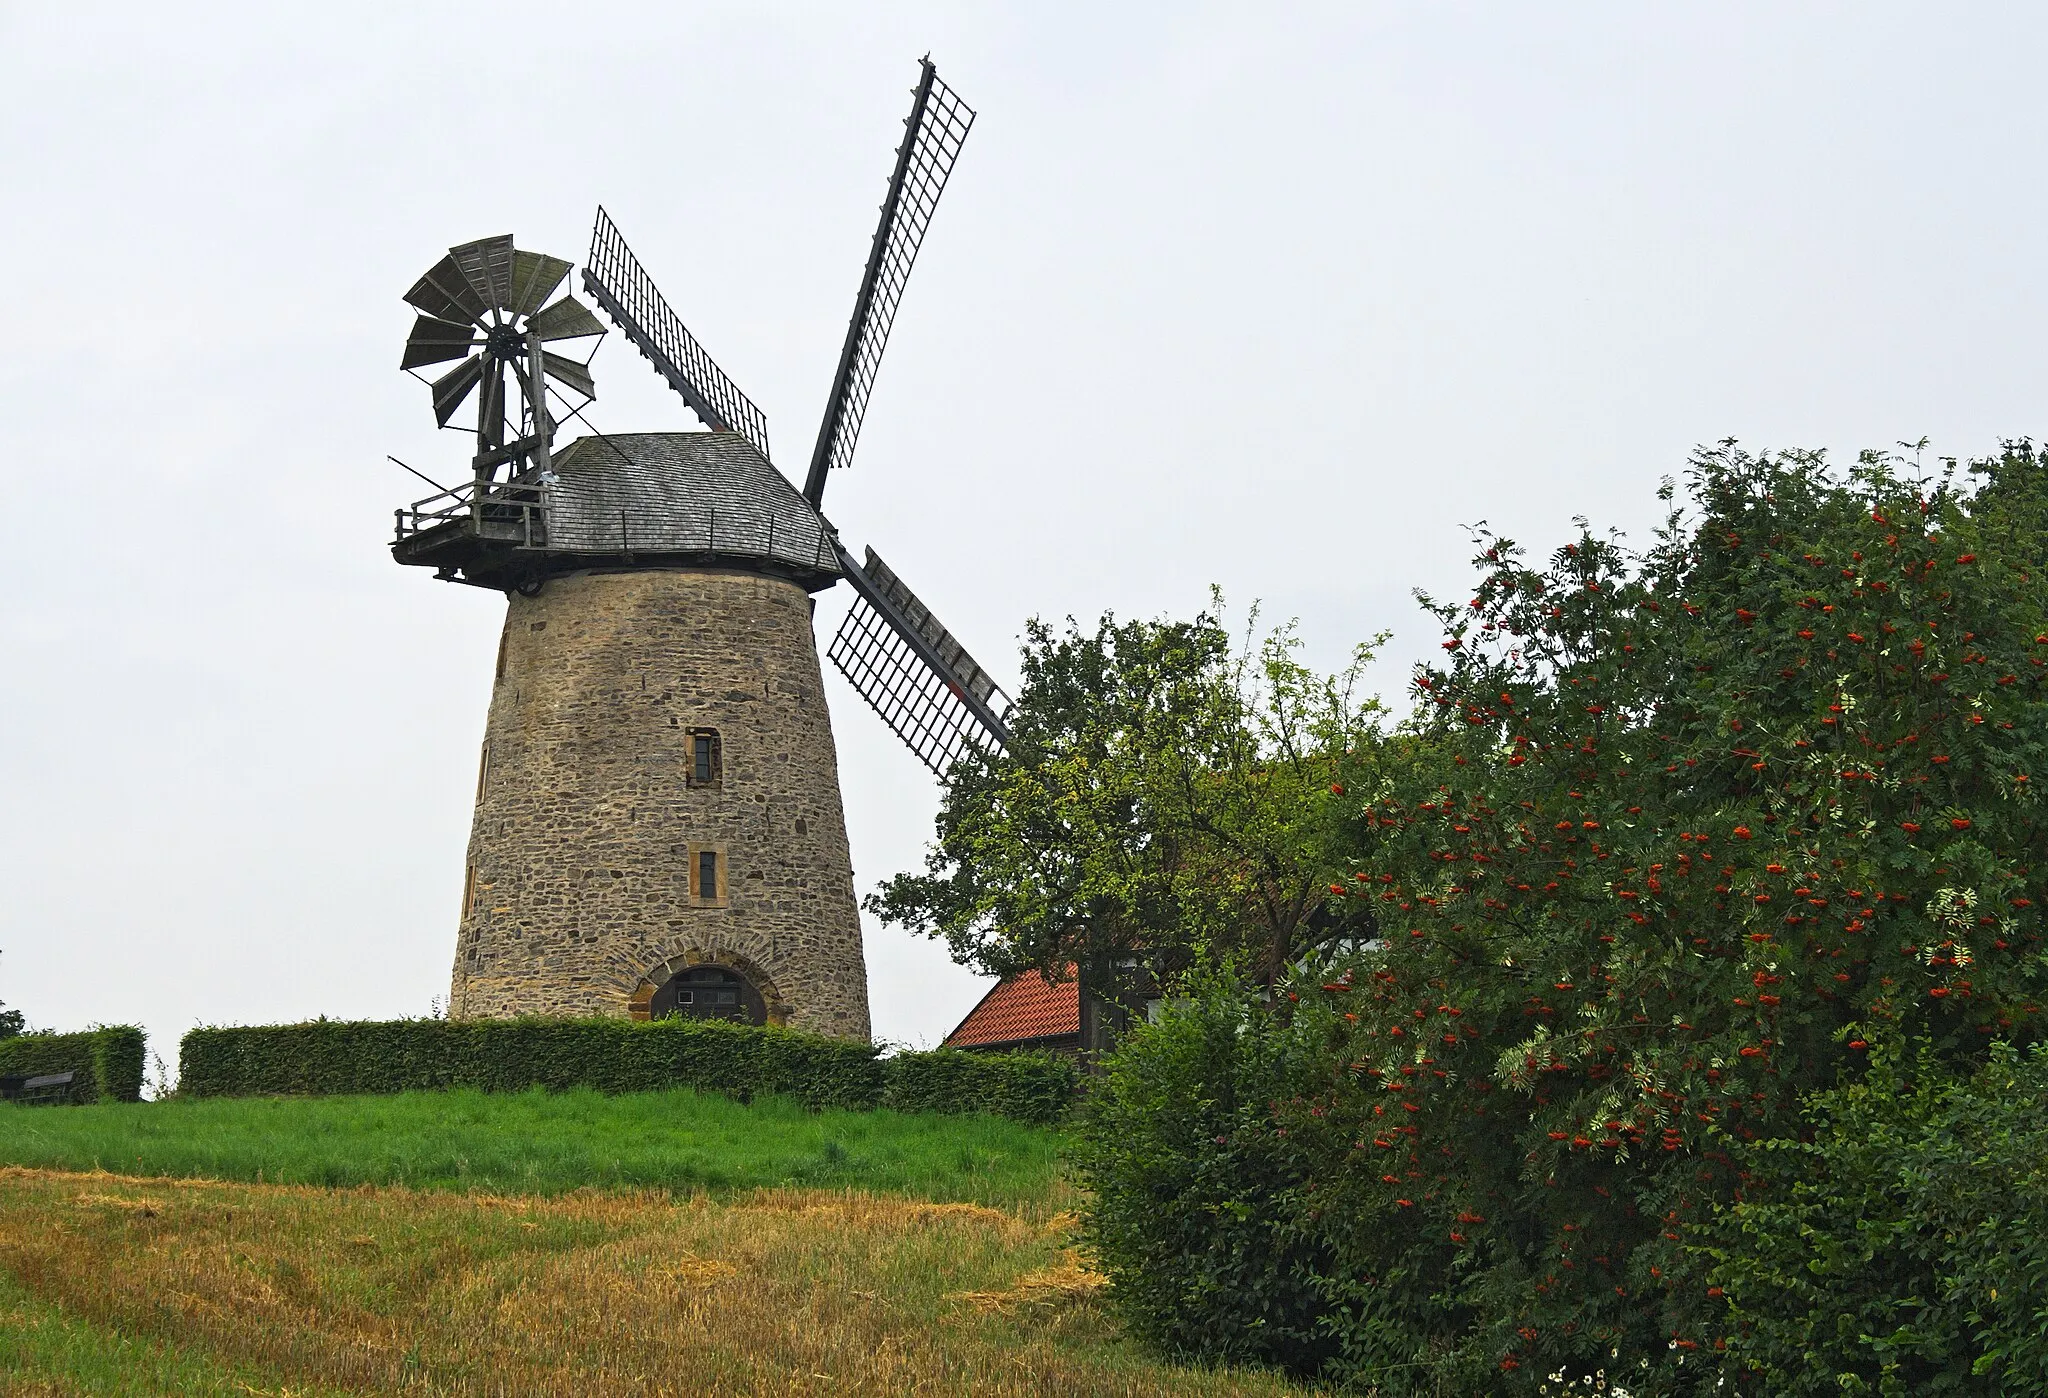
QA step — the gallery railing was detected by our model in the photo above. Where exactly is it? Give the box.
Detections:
[392,477,837,575]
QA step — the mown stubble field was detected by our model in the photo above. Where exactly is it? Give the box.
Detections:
[0,1167,1318,1396]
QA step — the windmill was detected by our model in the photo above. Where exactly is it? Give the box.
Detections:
[391,58,1006,1040]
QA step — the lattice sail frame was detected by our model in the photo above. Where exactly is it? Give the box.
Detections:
[561,63,1006,780]
[803,60,975,504]
[829,547,1012,777]
[583,208,774,464]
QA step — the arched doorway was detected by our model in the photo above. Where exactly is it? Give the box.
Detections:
[648,964,767,1025]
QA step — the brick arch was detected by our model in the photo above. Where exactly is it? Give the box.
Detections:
[626,946,792,1027]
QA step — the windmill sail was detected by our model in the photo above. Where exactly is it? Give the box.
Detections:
[449,236,519,313]
[405,251,491,328]
[583,207,773,465]
[402,315,479,370]
[828,545,1011,776]
[802,59,975,507]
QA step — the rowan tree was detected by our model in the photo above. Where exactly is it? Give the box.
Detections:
[1081,441,2048,1393]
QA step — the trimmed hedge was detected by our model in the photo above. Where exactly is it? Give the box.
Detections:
[0,1027,146,1104]
[883,1047,1077,1126]
[179,1017,882,1110]
[178,1017,1078,1123]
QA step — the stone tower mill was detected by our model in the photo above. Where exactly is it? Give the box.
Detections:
[387,60,1013,1041]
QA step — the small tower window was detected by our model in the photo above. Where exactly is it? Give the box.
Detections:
[687,844,728,906]
[688,729,722,787]
[475,741,491,803]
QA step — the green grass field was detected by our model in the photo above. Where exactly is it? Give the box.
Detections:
[0,1090,1321,1394]
[0,1087,1063,1206]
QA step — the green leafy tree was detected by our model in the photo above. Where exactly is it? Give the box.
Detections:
[868,605,1382,991]
[0,951,22,1039]
[1080,441,2048,1393]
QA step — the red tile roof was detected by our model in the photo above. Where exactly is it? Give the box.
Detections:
[943,968,1081,1049]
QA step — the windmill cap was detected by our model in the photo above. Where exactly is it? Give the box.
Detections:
[391,430,842,593]
[544,431,840,584]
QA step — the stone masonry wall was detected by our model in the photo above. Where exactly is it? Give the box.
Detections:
[449,567,871,1040]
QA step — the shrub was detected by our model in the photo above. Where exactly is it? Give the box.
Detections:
[1072,989,1340,1376]
[0,1026,146,1104]
[1696,1037,2048,1394]
[882,1047,1079,1126]
[178,1017,1076,1123]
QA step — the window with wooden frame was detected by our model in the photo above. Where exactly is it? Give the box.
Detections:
[687,728,722,788]
[475,741,491,803]
[687,844,728,906]
[462,863,478,918]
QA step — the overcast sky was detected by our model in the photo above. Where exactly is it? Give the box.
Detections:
[3,2,2043,1075]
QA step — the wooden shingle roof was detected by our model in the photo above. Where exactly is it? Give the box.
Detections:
[547,430,839,581]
